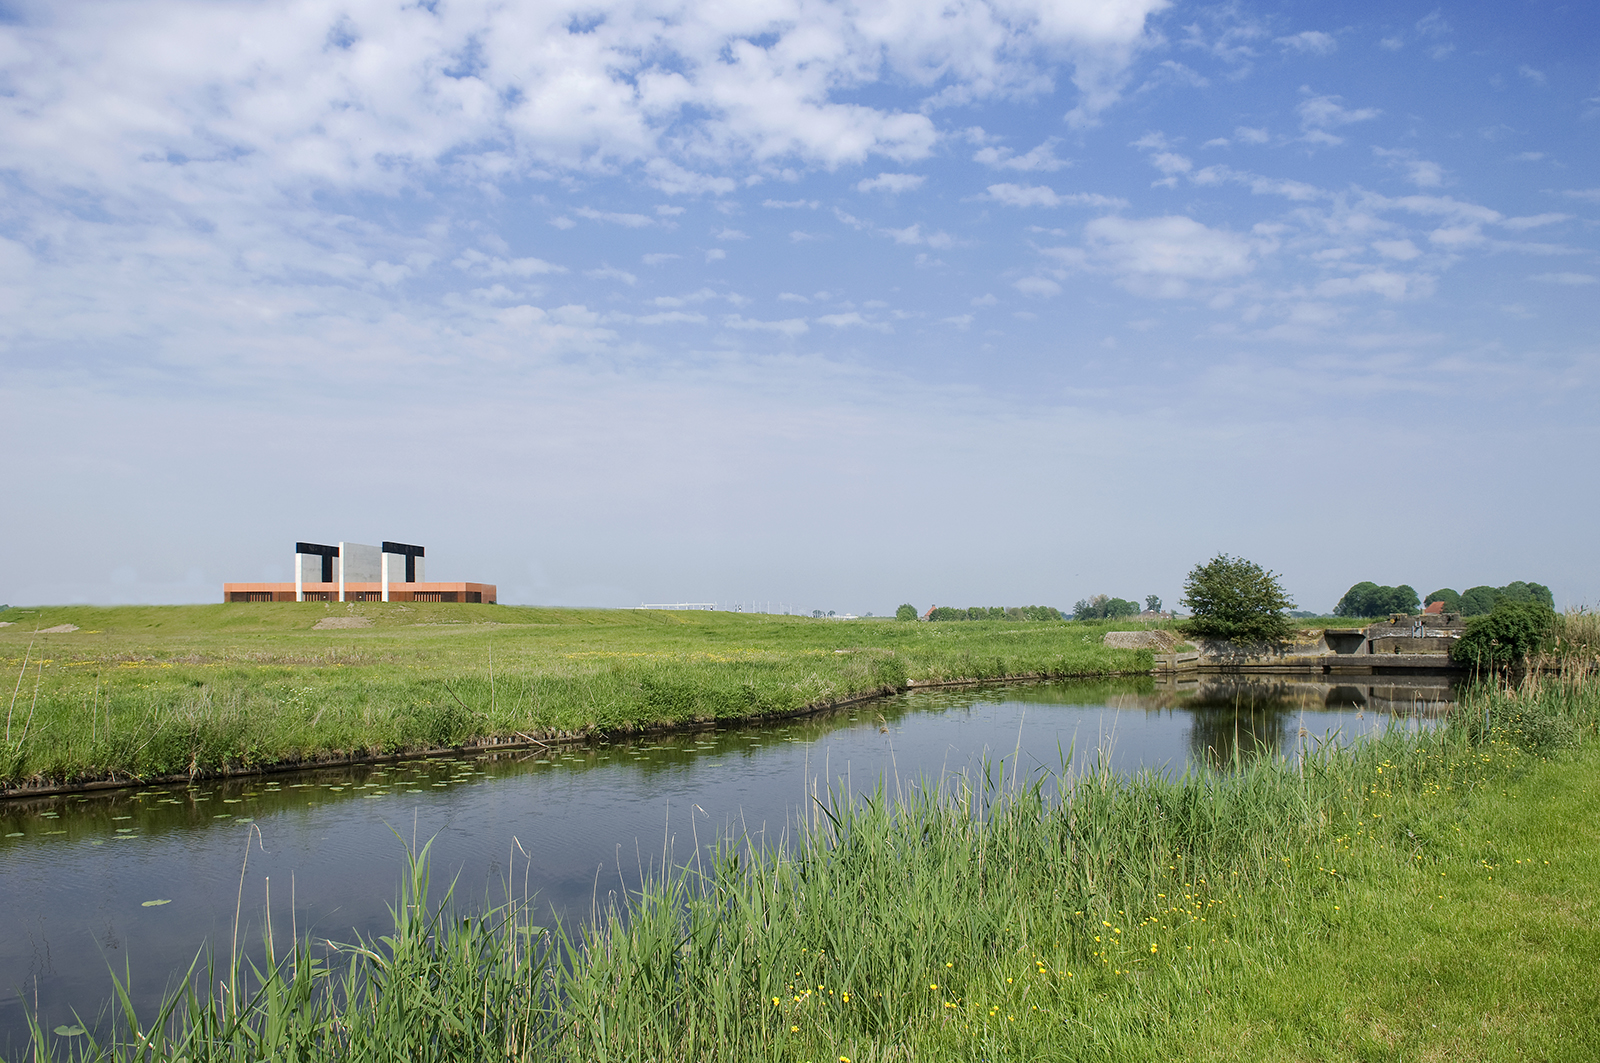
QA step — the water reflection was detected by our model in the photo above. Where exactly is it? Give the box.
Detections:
[0,674,1455,1051]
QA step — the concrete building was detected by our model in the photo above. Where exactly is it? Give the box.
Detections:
[224,541,496,603]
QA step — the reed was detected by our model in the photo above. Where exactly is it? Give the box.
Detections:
[22,672,1600,1062]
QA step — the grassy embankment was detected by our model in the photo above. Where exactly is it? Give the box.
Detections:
[21,664,1600,1062]
[0,603,1159,790]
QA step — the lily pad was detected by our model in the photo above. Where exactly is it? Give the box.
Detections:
[141,899,172,907]
[53,1025,85,1037]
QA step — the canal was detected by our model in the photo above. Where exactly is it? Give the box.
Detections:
[0,674,1454,1051]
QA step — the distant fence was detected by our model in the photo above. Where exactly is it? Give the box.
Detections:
[636,603,717,611]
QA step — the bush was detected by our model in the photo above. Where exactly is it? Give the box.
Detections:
[1179,554,1295,644]
[895,603,918,622]
[1450,601,1557,669]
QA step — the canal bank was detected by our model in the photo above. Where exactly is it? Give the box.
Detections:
[0,603,1155,798]
[5,672,1594,1062]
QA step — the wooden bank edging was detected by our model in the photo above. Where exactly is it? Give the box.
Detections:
[0,668,1148,802]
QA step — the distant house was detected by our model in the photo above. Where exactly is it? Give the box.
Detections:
[1423,600,1445,615]
[921,605,936,621]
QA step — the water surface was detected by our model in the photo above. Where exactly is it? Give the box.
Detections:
[0,675,1453,1051]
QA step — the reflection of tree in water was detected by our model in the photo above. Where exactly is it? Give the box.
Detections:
[1186,688,1297,769]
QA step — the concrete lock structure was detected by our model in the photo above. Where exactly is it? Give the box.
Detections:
[224,541,496,604]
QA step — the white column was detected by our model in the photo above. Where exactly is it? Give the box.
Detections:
[295,550,303,602]
[381,552,392,602]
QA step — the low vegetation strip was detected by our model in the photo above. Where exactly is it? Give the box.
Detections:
[21,673,1600,1062]
[0,604,1155,792]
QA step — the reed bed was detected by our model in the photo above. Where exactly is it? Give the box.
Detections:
[21,672,1600,1062]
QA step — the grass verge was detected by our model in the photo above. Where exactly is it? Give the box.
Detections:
[19,672,1599,1061]
[1,604,1156,791]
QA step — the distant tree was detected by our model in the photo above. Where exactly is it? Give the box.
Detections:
[1333,582,1420,617]
[1498,581,1555,609]
[1072,595,1140,621]
[1451,600,1556,669]
[1180,554,1295,644]
[895,603,918,622]
[1424,588,1462,612]
[1145,595,1162,614]
[1459,586,1500,616]
[812,609,824,618]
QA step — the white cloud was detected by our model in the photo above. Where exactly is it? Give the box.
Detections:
[1561,189,1600,203]
[643,160,736,196]
[705,249,727,262]
[971,294,997,307]
[986,183,1062,208]
[550,217,577,230]
[722,314,808,336]
[1501,214,1571,230]
[817,312,891,333]
[940,313,973,328]
[1429,225,1484,248]
[973,139,1070,172]
[584,266,638,285]
[1373,239,1421,261]
[453,249,567,276]
[1083,215,1258,294]
[1277,31,1337,55]
[1518,65,1547,86]
[1189,165,1322,201]
[575,207,655,228]
[1532,272,1598,285]
[1013,276,1062,297]
[1296,93,1381,143]
[650,289,720,308]
[0,0,1172,216]
[714,228,749,240]
[881,223,952,248]
[635,311,707,325]
[777,292,810,303]
[1373,147,1444,188]
[985,184,1127,209]
[1315,270,1430,300]
[1235,126,1270,144]
[857,173,926,194]
[642,253,681,265]
[789,231,819,242]
[763,199,819,209]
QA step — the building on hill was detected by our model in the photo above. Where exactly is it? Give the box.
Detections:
[224,541,496,604]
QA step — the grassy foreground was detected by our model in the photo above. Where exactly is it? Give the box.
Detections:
[23,673,1600,1062]
[0,604,1153,791]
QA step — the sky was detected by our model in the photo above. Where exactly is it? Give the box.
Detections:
[1,0,1596,615]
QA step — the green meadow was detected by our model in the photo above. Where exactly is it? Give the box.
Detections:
[0,603,1153,790]
[18,672,1599,1061]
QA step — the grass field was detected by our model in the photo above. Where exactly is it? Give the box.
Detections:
[0,603,1160,790]
[20,671,1598,1062]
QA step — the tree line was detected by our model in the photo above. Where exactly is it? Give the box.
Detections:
[1071,593,1162,620]
[896,604,1062,622]
[1333,580,1553,617]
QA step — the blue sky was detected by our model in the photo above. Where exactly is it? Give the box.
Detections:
[1,0,1596,614]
